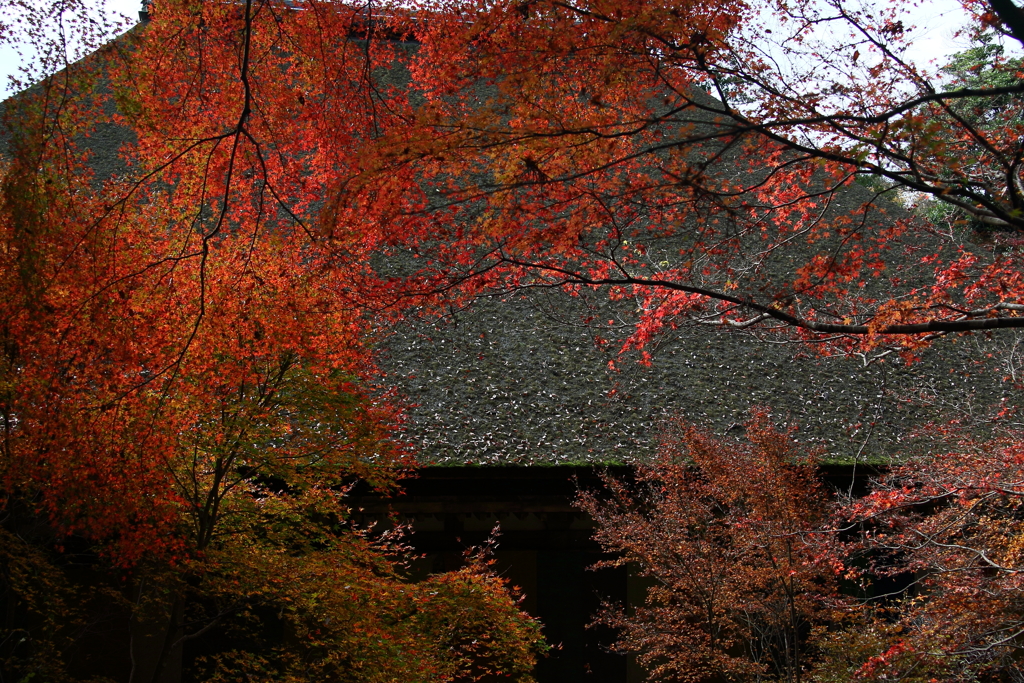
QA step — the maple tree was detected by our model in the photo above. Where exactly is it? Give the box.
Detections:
[304,0,1024,359]
[0,0,545,679]
[576,410,850,682]
[52,0,1023,362]
[839,433,1024,681]
[576,411,1019,682]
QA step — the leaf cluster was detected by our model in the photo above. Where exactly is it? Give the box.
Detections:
[582,411,1024,682]
[578,409,844,682]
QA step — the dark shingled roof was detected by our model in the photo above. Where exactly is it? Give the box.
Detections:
[381,285,1017,465]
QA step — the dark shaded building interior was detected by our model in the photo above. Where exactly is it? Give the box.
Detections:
[353,467,638,683]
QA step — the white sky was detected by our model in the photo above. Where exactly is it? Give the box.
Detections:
[0,0,140,95]
[902,0,999,67]
[0,0,1010,96]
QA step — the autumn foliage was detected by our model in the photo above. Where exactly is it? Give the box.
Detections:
[578,409,1024,682]
[578,411,849,682]
[842,434,1024,681]
[3,0,1024,679]
[0,0,545,678]
[348,0,1024,355]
